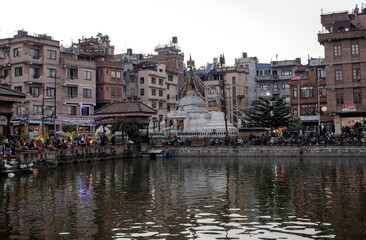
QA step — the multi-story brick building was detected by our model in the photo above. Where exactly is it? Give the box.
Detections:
[0,30,96,138]
[318,4,366,133]
[76,35,124,110]
[289,58,333,134]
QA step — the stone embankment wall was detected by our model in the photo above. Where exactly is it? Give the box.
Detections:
[169,145,366,157]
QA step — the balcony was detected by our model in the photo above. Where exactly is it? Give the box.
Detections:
[318,29,366,44]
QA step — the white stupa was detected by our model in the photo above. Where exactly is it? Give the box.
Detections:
[166,56,236,136]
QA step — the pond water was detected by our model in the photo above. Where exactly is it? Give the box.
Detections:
[1,156,365,239]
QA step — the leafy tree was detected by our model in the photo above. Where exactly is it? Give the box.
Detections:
[287,115,303,132]
[243,96,290,130]
[62,125,77,133]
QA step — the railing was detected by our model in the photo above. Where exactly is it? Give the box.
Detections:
[149,130,238,138]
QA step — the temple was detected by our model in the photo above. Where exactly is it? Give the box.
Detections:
[165,56,237,137]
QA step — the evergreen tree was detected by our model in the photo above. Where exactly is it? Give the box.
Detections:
[243,96,290,129]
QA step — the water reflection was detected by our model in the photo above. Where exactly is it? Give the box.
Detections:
[1,156,365,239]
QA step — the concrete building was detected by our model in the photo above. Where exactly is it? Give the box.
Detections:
[59,46,96,132]
[255,59,300,104]
[234,52,258,108]
[289,58,333,134]
[195,55,249,128]
[137,62,168,130]
[318,4,366,133]
[0,30,97,138]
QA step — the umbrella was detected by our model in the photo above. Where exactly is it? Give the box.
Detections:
[55,131,65,135]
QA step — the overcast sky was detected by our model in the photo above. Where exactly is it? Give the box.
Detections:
[0,0,361,67]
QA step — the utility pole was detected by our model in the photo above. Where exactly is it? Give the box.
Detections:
[317,68,321,135]
[42,84,45,136]
[54,71,57,132]
[219,54,228,137]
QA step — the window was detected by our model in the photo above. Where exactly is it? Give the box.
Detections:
[151,77,156,84]
[140,77,144,84]
[4,69,11,78]
[66,68,77,79]
[159,89,163,97]
[159,68,163,72]
[45,106,55,117]
[352,44,359,55]
[260,84,264,91]
[117,88,121,97]
[13,47,21,57]
[159,102,163,109]
[30,67,40,78]
[33,105,42,115]
[140,88,144,96]
[293,87,298,98]
[130,76,135,83]
[15,86,22,92]
[336,93,344,105]
[334,45,341,56]
[273,83,278,89]
[66,87,77,98]
[83,88,92,98]
[208,99,217,107]
[301,87,313,98]
[16,106,25,115]
[267,84,271,90]
[30,48,40,59]
[68,106,77,115]
[208,87,217,95]
[167,105,170,112]
[232,76,236,85]
[83,70,92,80]
[293,108,297,116]
[3,50,10,59]
[111,88,116,96]
[151,89,156,96]
[111,71,115,78]
[117,72,121,79]
[353,68,361,80]
[281,68,292,76]
[47,68,56,78]
[159,79,163,86]
[30,87,39,97]
[47,50,56,60]
[335,70,343,81]
[305,107,315,115]
[47,87,55,97]
[15,67,22,77]
[81,106,90,116]
[167,94,170,100]
[317,67,326,78]
[354,92,362,104]
[152,102,156,108]
[168,75,173,82]
[281,82,286,89]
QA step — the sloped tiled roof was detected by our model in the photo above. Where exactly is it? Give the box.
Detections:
[95,101,157,116]
[0,85,26,101]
